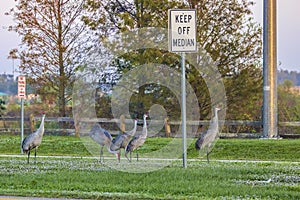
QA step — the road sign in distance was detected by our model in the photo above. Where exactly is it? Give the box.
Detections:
[18,76,26,98]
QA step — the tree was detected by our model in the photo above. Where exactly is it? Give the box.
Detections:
[83,0,185,118]
[84,0,263,121]
[278,80,300,134]
[190,0,262,119]
[7,0,93,116]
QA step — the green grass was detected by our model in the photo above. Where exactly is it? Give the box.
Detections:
[0,135,90,156]
[0,135,300,199]
[1,135,299,161]
[207,138,300,161]
[0,157,299,199]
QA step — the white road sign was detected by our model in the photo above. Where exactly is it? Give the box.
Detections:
[18,76,26,98]
[168,9,197,52]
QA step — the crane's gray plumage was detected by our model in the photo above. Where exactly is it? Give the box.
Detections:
[110,119,138,162]
[22,113,46,164]
[89,123,119,163]
[195,107,221,163]
[125,114,148,162]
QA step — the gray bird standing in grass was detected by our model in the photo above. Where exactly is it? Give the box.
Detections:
[22,113,46,164]
[110,118,138,162]
[195,107,221,163]
[125,114,148,162]
[89,123,119,163]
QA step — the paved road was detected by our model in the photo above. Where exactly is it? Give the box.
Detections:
[0,154,298,164]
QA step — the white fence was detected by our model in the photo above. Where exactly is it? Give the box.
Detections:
[0,116,299,138]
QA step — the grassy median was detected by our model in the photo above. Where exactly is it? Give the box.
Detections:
[0,135,299,199]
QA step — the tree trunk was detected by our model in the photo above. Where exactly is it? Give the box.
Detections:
[57,0,66,117]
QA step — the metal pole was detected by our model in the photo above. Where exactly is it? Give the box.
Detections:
[263,0,278,138]
[20,98,24,153]
[181,52,187,168]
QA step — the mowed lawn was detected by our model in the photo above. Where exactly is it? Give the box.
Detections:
[0,135,299,199]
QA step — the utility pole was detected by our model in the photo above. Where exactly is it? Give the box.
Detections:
[263,0,278,138]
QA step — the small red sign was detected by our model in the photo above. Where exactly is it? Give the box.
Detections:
[18,76,26,98]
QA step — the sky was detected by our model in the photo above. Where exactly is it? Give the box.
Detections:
[0,0,299,76]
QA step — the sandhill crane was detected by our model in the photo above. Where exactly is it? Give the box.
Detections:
[22,113,46,164]
[195,107,221,163]
[110,118,138,162]
[89,123,119,163]
[125,114,148,162]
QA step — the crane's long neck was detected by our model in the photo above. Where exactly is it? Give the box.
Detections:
[213,108,219,130]
[127,120,138,136]
[37,115,46,136]
[142,115,147,137]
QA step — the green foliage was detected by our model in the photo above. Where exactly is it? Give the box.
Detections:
[5,0,264,122]
[83,0,263,121]
[95,93,114,118]
[225,67,263,122]
[4,102,20,117]
[195,0,263,120]
[278,80,300,134]
[0,99,5,117]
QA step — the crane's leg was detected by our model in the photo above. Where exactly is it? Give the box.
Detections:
[125,151,130,162]
[207,145,215,164]
[100,147,104,163]
[129,151,132,162]
[118,150,121,163]
[136,151,139,161]
[34,149,37,163]
[206,150,210,164]
[205,145,210,164]
[27,151,30,164]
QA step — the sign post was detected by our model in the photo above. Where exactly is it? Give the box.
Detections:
[18,76,26,153]
[169,9,197,168]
